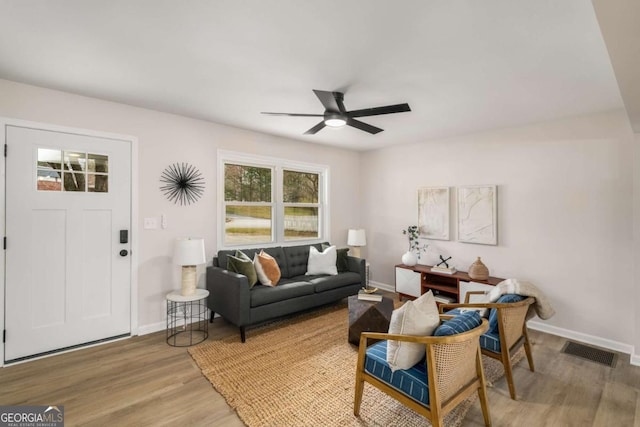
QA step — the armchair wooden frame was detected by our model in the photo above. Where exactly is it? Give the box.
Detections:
[439,292,536,400]
[354,317,491,427]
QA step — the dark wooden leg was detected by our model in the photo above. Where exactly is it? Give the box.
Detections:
[210,311,215,323]
[240,326,246,343]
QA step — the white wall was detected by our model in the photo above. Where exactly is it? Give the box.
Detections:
[362,110,637,355]
[0,79,361,331]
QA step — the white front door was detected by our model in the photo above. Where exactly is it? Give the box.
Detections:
[4,124,132,362]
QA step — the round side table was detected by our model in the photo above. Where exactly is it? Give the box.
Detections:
[166,289,209,347]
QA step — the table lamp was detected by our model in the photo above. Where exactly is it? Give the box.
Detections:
[174,237,206,296]
[347,229,366,258]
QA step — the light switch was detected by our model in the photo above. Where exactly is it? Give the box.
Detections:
[143,217,158,229]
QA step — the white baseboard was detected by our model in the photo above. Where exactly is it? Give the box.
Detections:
[527,320,634,354]
[137,321,165,335]
[138,310,217,336]
[370,280,394,293]
[374,280,640,365]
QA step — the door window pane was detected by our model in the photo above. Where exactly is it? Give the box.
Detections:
[88,174,108,193]
[63,172,86,192]
[88,153,109,173]
[225,205,272,245]
[38,148,62,170]
[37,169,62,191]
[64,151,87,172]
[284,207,319,240]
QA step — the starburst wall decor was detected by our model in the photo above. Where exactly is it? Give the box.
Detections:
[160,163,205,205]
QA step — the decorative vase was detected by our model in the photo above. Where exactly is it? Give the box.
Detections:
[402,251,417,266]
[468,257,489,280]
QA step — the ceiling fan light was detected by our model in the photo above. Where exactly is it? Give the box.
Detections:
[324,116,346,127]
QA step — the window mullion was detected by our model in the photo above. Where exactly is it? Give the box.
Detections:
[275,166,283,243]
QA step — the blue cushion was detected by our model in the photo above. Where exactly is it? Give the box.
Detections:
[364,340,430,406]
[479,332,501,353]
[434,311,482,336]
[488,294,525,334]
[443,308,463,316]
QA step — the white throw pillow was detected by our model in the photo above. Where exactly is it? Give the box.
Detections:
[387,290,440,371]
[306,245,338,276]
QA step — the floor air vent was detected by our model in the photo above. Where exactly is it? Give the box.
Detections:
[561,341,617,368]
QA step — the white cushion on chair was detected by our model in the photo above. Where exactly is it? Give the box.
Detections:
[387,290,440,372]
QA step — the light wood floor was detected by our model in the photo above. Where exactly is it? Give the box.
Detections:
[1,302,639,426]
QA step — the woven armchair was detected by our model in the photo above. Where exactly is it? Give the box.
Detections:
[439,292,536,400]
[354,317,491,427]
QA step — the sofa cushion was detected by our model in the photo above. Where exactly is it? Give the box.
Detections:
[254,250,281,286]
[283,243,324,277]
[306,245,338,275]
[217,249,250,270]
[365,340,429,406]
[322,243,350,273]
[308,272,361,292]
[250,281,314,308]
[218,247,289,278]
[227,251,258,287]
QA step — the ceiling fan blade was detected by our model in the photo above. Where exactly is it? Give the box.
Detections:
[261,112,324,117]
[347,103,411,118]
[313,90,345,113]
[347,118,383,134]
[304,121,326,135]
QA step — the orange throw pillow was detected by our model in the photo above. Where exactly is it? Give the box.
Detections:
[253,250,281,286]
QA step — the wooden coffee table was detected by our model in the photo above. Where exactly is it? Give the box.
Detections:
[347,295,394,345]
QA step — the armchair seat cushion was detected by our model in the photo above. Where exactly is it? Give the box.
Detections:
[364,340,430,406]
[479,331,501,353]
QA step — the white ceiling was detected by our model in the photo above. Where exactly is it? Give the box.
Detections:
[0,1,630,150]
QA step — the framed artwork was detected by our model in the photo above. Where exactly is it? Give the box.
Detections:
[418,187,450,240]
[457,185,497,245]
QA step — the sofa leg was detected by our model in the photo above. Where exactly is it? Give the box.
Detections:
[210,311,215,323]
[240,326,246,343]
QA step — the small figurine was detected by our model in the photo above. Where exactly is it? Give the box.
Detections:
[436,255,452,268]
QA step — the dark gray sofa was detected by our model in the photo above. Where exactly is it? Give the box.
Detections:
[207,242,365,342]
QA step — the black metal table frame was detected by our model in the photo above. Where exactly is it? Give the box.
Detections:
[166,296,208,347]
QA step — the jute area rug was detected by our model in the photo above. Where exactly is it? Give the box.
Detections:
[189,303,521,427]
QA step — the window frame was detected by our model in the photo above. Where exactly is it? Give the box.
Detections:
[217,150,329,250]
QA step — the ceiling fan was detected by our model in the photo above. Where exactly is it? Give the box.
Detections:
[261,90,411,135]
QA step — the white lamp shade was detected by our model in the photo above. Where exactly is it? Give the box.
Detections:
[347,229,367,247]
[174,238,206,266]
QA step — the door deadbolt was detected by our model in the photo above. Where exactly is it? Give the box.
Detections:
[119,249,128,257]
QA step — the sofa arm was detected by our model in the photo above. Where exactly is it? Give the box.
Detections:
[347,256,367,288]
[206,266,251,327]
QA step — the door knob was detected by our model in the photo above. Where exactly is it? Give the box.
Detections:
[119,249,128,257]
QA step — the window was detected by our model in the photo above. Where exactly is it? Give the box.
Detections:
[37,148,109,193]
[219,151,328,248]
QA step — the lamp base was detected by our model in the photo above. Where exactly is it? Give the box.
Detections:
[181,265,197,296]
[350,246,361,258]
